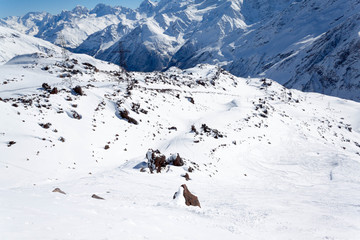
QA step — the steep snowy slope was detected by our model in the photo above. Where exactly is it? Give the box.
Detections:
[0,26,59,64]
[1,50,360,239]
[227,0,360,101]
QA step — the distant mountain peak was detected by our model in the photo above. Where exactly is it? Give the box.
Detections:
[71,5,89,15]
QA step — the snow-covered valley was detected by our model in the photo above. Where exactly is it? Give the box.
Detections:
[1,45,360,239]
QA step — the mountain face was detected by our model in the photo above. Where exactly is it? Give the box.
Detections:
[1,0,360,101]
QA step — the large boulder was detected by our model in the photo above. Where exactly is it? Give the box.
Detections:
[146,149,167,173]
[168,153,184,167]
[173,184,201,208]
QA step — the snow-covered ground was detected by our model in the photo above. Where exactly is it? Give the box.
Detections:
[1,50,360,239]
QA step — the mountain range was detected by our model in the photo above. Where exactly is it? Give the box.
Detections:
[1,0,359,101]
[1,2,360,238]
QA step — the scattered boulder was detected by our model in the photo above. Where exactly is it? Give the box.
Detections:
[71,110,82,120]
[190,125,199,135]
[182,184,200,207]
[186,97,195,104]
[188,167,194,173]
[52,188,66,195]
[73,86,84,96]
[42,83,51,91]
[146,150,187,173]
[183,173,191,181]
[59,137,65,142]
[147,149,167,173]
[173,184,201,208]
[50,87,58,94]
[7,141,16,147]
[168,153,184,167]
[92,194,105,200]
[39,123,52,129]
[200,124,224,139]
[104,145,110,150]
[119,109,138,125]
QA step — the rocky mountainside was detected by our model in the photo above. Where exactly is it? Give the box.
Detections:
[1,0,359,101]
[1,26,360,239]
[1,38,360,238]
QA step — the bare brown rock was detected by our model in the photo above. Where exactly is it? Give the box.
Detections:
[52,188,66,195]
[50,87,58,94]
[73,86,84,96]
[171,154,184,167]
[182,184,201,208]
[42,83,51,91]
[183,173,191,181]
[92,194,105,200]
[120,109,138,125]
[146,149,167,173]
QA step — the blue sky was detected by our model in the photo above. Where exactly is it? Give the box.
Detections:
[0,0,144,18]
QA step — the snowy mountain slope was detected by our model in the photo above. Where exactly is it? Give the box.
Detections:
[2,0,359,101]
[267,12,360,101]
[227,0,360,101]
[1,50,360,239]
[0,26,60,64]
[0,4,137,48]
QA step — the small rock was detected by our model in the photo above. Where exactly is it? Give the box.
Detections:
[7,141,16,147]
[50,87,58,94]
[171,153,184,167]
[92,194,105,200]
[73,86,84,96]
[104,145,110,150]
[39,123,52,129]
[42,83,51,91]
[183,173,191,181]
[52,188,66,195]
[72,111,82,120]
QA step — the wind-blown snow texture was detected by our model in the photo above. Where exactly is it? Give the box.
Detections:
[1,31,360,238]
[1,0,359,101]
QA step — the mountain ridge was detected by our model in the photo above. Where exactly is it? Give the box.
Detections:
[0,0,359,101]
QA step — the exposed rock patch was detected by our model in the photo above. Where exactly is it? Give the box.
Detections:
[52,188,66,195]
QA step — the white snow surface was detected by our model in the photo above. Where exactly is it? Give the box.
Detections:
[1,49,360,239]
[0,26,60,65]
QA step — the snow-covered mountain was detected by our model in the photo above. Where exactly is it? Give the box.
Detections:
[0,26,60,64]
[1,0,359,101]
[1,29,360,238]
[0,4,137,48]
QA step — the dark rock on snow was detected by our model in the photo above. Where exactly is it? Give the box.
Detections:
[92,194,105,200]
[52,188,66,194]
[73,86,84,96]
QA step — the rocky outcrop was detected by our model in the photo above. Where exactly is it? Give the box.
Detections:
[146,150,185,173]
